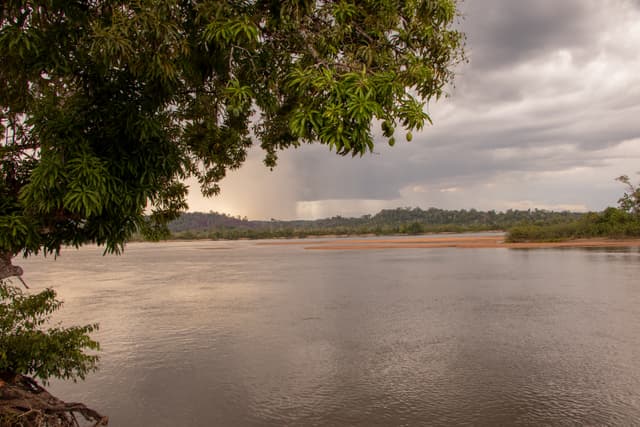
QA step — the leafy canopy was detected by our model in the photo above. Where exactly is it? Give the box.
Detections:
[1,0,464,255]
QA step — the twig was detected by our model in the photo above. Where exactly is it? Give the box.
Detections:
[17,276,29,289]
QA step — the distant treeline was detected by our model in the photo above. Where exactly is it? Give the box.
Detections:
[506,207,640,242]
[164,207,584,240]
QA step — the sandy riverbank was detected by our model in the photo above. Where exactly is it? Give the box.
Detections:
[258,236,640,250]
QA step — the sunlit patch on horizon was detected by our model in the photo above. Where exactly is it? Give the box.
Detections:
[500,200,589,212]
[439,187,462,193]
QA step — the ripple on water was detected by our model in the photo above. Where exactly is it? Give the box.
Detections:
[22,242,640,426]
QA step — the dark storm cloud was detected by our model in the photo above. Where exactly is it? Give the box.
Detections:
[431,102,640,152]
[452,0,640,107]
[287,126,614,203]
[460,0,600,71]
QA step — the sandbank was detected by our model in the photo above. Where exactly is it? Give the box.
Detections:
[259,236,640,250]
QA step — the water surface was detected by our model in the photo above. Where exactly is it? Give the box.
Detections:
[20,239,640,426]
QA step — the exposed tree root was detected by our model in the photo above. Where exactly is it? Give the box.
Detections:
[0,374,107,427]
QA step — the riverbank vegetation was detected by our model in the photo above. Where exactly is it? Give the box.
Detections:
[0,280,105,426]
[506,175,640,242]
[506,209,640,242]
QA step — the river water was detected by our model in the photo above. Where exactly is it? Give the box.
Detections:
[18,238,640,426]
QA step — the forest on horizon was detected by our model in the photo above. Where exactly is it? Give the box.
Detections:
[165,207,584,240]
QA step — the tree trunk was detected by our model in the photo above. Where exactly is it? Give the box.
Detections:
[0,251,23,282]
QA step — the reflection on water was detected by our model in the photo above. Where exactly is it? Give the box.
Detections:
[20,240,640,426]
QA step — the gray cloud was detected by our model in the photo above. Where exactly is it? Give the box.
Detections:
[461,0,602,71]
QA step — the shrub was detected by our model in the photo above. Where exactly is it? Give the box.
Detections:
[0,281,99,385]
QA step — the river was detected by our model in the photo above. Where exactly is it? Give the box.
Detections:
[19,237,640,426]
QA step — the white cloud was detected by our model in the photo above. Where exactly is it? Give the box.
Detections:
[500,200,589,212]
[439,187,462,193]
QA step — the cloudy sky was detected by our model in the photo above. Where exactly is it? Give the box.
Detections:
[188,0,640,220]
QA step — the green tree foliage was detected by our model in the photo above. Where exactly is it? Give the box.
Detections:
[1,0,464,256]
[616,174,640,216]
[0,280,99,383]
